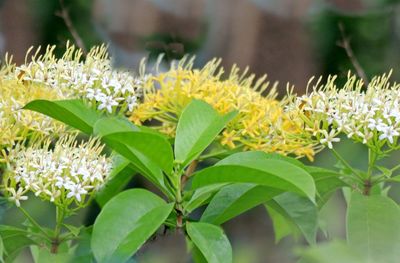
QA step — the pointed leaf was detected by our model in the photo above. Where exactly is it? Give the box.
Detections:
[266,192,318,244]
[23,99,102,134]
[186,222,232,263]
[306,166,347,207]
[175,99,237,167]
[347,192,400,263]
[191,152,316,201]
[102,131,174,176]
[201,183,281,224]
[96,156,136,207]
[92,189,173,263]
[184,184,228,213]
[93,116,139,137]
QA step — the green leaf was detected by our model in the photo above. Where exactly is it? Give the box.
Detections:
[298,240,364,263]
[91,189,174,263]
[184,184,228,213]
[347,192,400,263]
[23,99,102,134]
[175,99,237,167]
[186,222,232,263]
[31,246,71,263]
[265,192,318,244]
[265,202,299,243]
[96,155,137,207]
[201,183,281,224]
[0,225,37,262]
[191,151,316,201]
[305,167,347,207]
[93,116,139,137]
[69,227,94,263]
[102,131,174,176]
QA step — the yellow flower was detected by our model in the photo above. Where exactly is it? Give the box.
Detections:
[221,130,240,149]
[130,58,316,159]
[0,78,65,157]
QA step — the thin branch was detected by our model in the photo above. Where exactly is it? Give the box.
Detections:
[337,22,369,87]
[180,160,198,188]
[56,0,87,56]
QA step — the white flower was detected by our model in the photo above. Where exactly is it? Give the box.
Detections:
[98,95,119,113]
[66,184,88,202]
[290,71,400,151]
[3,135,112,208]
[379,126,399,144]
[319,130,340,149]
[126,95,138,112]
[9,44,144,115]
[7,188,28,207]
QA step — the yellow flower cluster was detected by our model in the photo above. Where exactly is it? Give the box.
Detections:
[130,58,316,160]
[0,78,65,159]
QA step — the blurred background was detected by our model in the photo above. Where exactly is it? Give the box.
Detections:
[1,0,400,262]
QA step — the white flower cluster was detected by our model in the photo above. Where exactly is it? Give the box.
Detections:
[0,78,66,150]
[11,45,143,114]
[3,136,112,208]
[288,72,400,152]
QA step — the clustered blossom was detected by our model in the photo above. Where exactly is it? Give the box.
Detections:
[7,44,143,114]
[0,78,65,153]
[287,72,400,154]
[130,57,316,159]
[3,135,112,208]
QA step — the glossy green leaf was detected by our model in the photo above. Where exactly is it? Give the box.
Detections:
[96,155,137,207]
[191,152,316,201]
[31,246,71,263]
[175,99,237,167]
[306,167,347,207]
[201,183,281,224]
[347,192,400,263]
[93,116,139,136]
[102,131,174,176]
[94,118,167,193]
[92,189,173,263]
[0,225,37,262]
[186,222,232,263]
[23,99,102,134]
[266,192,318,244]
[184,184,228,213]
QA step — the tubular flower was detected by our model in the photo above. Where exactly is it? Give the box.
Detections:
[130,58,316,159]
[2,135,112,209]
[0,78,65,154]
[4,44,143,114]
[287,71,400,154]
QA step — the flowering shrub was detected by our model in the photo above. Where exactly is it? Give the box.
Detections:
[0,79,65,154]
[0,44,400,263]
[288,71,400,153]
[3,135,112,208]
[131,58,315,159]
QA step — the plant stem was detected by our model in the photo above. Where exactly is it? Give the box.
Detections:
[18,207,51,239]
[364,149,378,196]
[51,206,65,254]
[330,148,364,181]
[176,160,199,229]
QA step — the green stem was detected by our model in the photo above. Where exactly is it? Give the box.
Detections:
[390,163,400,173]
[18,207,51,239]
[364,149,378,196]
[330,148,364,181]
[51,206,65,254]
